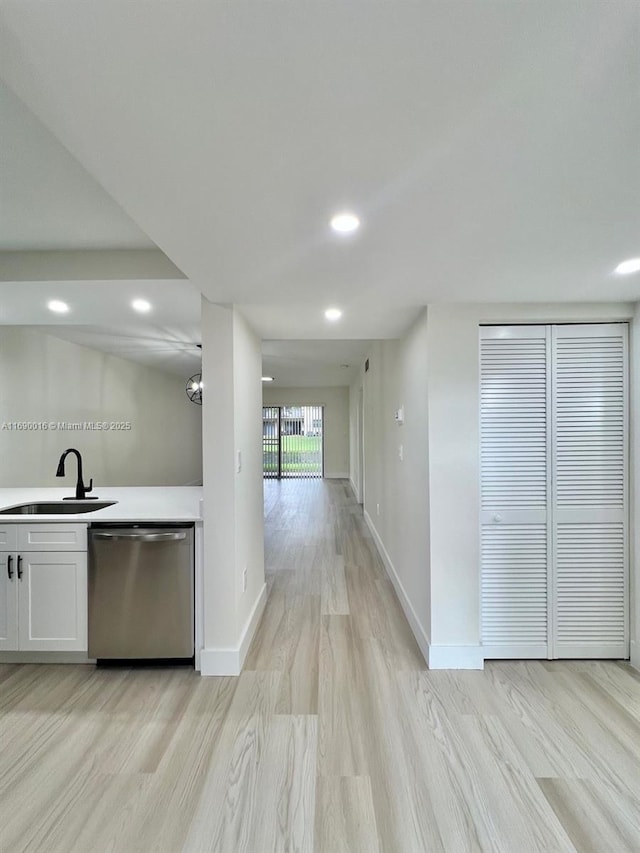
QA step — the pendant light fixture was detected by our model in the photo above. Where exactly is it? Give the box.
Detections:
[186,373,202,405]
[185,343,202,405]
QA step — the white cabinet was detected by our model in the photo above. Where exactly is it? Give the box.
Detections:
[0,552,18,649]
[0,524,87,652]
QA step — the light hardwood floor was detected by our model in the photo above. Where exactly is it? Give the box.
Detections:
[1,479,639,852]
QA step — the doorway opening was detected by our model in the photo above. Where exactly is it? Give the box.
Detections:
[262,405,323,479]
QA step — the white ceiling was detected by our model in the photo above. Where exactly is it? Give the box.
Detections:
[262,340,372,387]
[0,81,154,250]
[0,1,638,378]
[0,280,202,376]
[0,280,200,326]
[242,303,418,342]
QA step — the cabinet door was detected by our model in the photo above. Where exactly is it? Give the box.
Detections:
[17,552,87,651]
[0,552,19,651]
[0,527,18,551]
[17,524,87,552]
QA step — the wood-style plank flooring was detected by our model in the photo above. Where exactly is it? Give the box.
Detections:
[1,478,639,852]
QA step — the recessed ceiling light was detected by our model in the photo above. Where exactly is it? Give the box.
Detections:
[614,258,640,275]
[132,298,152,313]
[47,300,69,314]
[262,376,274,382]
[330,212,360,235]
[325,308,342,321]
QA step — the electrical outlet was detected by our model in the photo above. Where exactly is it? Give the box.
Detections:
[398,444,404,461]
[376,503,380,516]
[242,567,247,592]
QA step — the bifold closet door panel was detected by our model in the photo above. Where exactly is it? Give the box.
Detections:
[480,326,550,658]
[551,324,628,658]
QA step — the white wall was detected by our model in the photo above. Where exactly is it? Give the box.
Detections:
[426,302,635,668]
[351,310,431,658]
[262,386,349,478]
[348,382,363,500]
[200,300,265,675]
[201,301,236,651]
[234,310,267,633]
[0,249,185,282]
[355,302,636,670]
[0,326,202,487]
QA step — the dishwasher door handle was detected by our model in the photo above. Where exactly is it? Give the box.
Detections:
[92,531,187,542]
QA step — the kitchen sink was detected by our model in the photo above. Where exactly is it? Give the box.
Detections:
[0,501,117,515]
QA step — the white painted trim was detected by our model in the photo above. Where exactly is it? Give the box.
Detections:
[0,651,93,664]
[429,645,484,670]
[324,472,350,480]
[194,521,204,672]
[199,582,267,677]
[482,643,548,660]
[363,509,430,666]
[238,582,268,668]
[348,478,358,498]
[199,646,241,676]
[630,307,639,677]
[363,510,483,670]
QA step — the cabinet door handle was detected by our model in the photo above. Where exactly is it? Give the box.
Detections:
[17,555,23,580]
[7,555,13,580]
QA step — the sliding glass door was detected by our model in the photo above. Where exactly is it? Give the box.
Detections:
[262,405,323,479]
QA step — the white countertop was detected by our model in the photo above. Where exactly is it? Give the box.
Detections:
[0,486,203,523]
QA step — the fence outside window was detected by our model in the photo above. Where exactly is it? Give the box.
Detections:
[262,405,323,479]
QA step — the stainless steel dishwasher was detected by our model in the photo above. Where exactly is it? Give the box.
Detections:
[88,523,194,663]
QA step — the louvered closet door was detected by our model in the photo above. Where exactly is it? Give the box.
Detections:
[551,324,628,658]
[480,326,550,658]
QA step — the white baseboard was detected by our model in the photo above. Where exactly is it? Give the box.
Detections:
[239,582,268,667]
[631,639,639,672]
[363,510,430,666]
[200,582,267,677]
[363,510,483,671]
[199,648,241,677]
[324,472,350,479]
[429,645,484,670]
[0,651,93,664]
[348,478,362,503]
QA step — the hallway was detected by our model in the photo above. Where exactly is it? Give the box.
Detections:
[0,479,639,852]
[249,480,640,852]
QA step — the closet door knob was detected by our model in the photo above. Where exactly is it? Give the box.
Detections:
[493,514,502,523]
